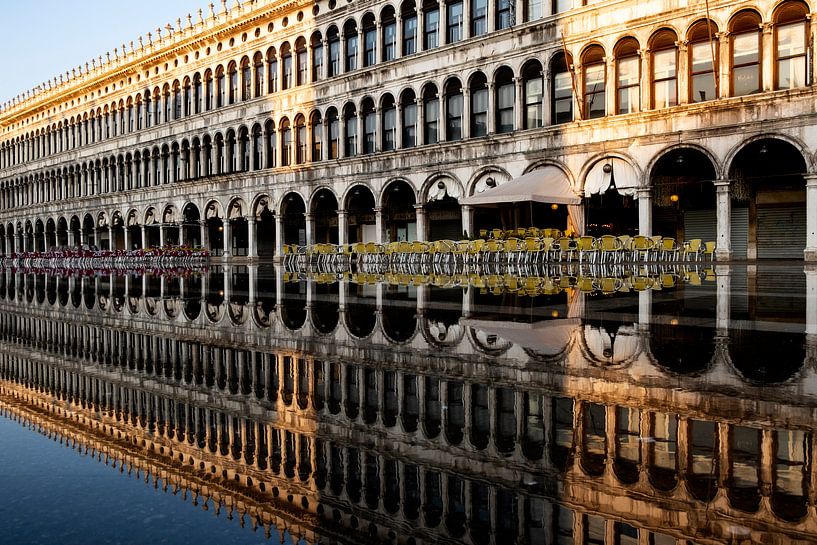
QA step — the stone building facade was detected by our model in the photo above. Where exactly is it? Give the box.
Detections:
[1,0,817,259]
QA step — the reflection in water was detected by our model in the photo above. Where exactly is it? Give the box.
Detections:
[0,264,816,544]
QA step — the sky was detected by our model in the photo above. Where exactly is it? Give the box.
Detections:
[0,0,207,104]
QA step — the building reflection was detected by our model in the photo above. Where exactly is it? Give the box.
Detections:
[1,265,816,544]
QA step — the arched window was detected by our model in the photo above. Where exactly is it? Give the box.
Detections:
[194,73,203,113]
[183,77,192,116]
[327,27,341,77]
[470,72,489,136]
[423,84,439,144]
[295,38,308,86]
[251,125,262,170]
[281,42,293,90]
[216,66,226,107]
[402,1,418,55]
[551,53,573,124]
[363,13,377,66]
[241,57,252,100]
[204,70,214,111]
[381,94,397,151]
[615,38,640,113]
[522,61,543,128]
[343,103,358,156]
[310,111,323,161]
[362,98,376,154]
[280,118,292,166]
[344,20,359,72]
[239,128,250,171]
[127,99,134,132]
[445,79,463,141]
[400,90,417,148]
[730,11,762,96]
[582,45,606,119]
[135,96,143,130]
[253,53,265,97]
[228,62,239,104]
[775,1,809,90]
[327,107,340,159]
[295,116,307,164]
[688,21,718,103]
[266,47,279,93]
[650,29,678,108]
[173,81,182,119]
[264,120,276,168]
[382,7,397,61]
[311,33,324,81]
[495,67,515,132]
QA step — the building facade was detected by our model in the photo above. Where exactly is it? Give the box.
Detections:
[1,0,817,260]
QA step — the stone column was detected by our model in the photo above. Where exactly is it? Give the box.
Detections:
[248,218,258,259]
[305,213,315,247]
[222,220,232,258]
[417,7,425,52]
[487,82,496,134]
[416,97,426,146]
[338,210,348,247]
[636,188,652,236]
[274,214,284,261]
[374,208,385,244]
[805,175,817,261]
[487,0,495,33]
[640,49,652,111]
[200,221,208,250]
[514,77,524,130]
[108,225,115,251]
[158,224,165,248]
[123,227,131,251]
[605,59,617,115]
[677,41,689,105]
[806,267,817,336]
[716,265,731,331]
[415,204,427,242]
[714,180,731,261]
[761,23,774,92]
[462,88,471,139]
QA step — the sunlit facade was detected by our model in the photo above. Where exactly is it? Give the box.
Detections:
[1,0,817,259]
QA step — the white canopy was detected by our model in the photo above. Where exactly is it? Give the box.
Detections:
[584,157,639,197]
[461,166,581,206]
[461,317,581,355]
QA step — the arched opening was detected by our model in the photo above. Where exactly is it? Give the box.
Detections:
[311,188,339,244]
[56,217,68,248]
[425,178,462,240]
[227,199,248,256]
[345,282,377,338]
[281,193,307,247]
[254,196,275,258]
[82,214,95,248]
[182,204,202,248]
[729,138,807,259]
[204,201,224,256]
[585,157,639,236]
[729,329,805,383]
[650,147,720,247]
[382,180,417,242]
[312,281,340,334]
[345,185,377,243]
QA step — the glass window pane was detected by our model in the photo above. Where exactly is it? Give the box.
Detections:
[777,23,806,58]
[691,42,714,73]
[733,32,759,66]
[733,64,760,95]
[778,57,807,89]
[653,49,676,80]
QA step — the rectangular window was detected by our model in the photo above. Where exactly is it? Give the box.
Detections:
[254,66,263,97]
[447,94,463,140]
[472,0,488,36]
[242,68,251,100]
[472,87,488,136]
[617,56,640,114]
[283,56,293,89]
[329,118,339,158]
[447,1,463,44]
[329,40,341,76]
[497,0,513,30]
[345,117,357,156]
[312,45,324,81]
[346,35,358,71]
[268,60,278,92]
[364,114,376,154]
[217,75,225,107]
[384,22,397,61]
[497,83,514,132]
[230,71,238,104]
[554,0,572,13]
[297,50,308,85]
[424,98,439,144]
[383,108,396,151]
[402,103,417,148]
[525,78,543,128]
[690,42,716,102]
[553,71,573,123]
[403,16,417,55]
[652,48,677,108]
[297,125,307,163]
[584,63,606,119]
[732,32,760,96]
[424,9,439,50]
[364,29,377,66]
[312,125,322,161]
[777,22,807,89]
[282,131,291,166]
[526,0,542,21]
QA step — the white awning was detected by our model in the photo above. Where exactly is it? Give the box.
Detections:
[584,158,639,197]
[461,317,580,355]
[461,166,581,206]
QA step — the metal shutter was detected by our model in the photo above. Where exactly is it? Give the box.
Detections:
[731,206,749,259]
[757,205,806,259]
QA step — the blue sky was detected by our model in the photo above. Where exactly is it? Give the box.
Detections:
[0,0,206,103]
